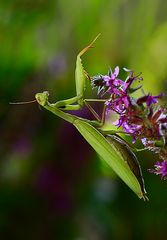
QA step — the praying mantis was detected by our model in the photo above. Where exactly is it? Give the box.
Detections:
[35,36,148,201]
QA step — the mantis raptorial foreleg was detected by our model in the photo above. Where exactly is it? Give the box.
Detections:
[51,34,108,127]
[53,34,101,111]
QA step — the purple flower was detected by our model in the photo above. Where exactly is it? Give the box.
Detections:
[137,93,164,106]
[105,66,119,85]
[92,65,167,180]
[105,91,131,114]
[122,69,143,92]
[146,94,160,106]
[91,66,124,95]
[149,161,167,179]
[111,111,143,143]
[102,66,125,94]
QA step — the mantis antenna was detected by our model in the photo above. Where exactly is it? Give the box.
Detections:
[9,100,37,105]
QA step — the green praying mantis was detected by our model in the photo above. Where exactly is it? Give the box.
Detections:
[34,35,148,201]
[12,35,148,200]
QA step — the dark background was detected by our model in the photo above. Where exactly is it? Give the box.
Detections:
[1,0,167,239]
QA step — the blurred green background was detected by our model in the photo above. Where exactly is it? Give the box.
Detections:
[1,0,167,239]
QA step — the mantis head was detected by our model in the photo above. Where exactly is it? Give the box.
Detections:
[35,91,49,106]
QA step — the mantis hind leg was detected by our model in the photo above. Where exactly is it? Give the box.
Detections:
[84,100,101,122]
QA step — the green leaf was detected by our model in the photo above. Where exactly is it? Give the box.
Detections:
[73,119,148,200]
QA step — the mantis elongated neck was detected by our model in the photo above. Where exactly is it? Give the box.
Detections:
[45,103,101,127]
[45,103,77,124]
